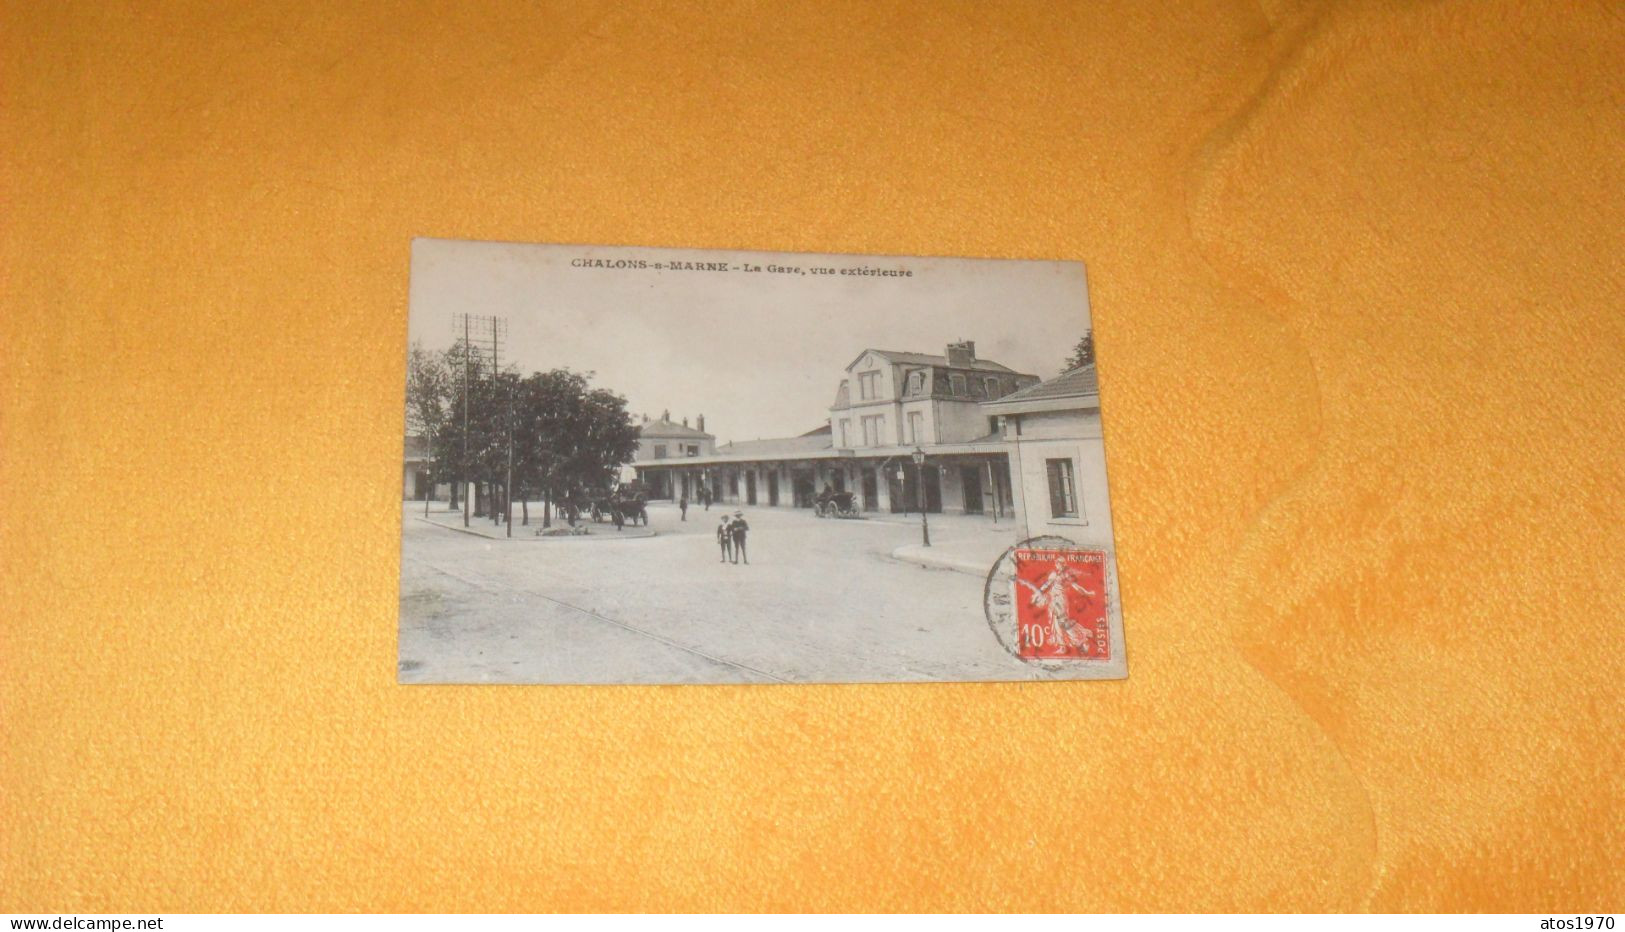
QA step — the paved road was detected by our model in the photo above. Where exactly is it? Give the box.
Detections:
[398,501,1046,684]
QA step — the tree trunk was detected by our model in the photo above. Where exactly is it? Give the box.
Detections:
[521,497,529,526]
[542,491,552,528]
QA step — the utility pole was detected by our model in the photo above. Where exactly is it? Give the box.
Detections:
[490,316,500,528]
[488,314,513,538]
[452,314,508,529]
[461,314,471,527]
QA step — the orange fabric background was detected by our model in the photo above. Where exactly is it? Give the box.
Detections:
[2,0,1621,912]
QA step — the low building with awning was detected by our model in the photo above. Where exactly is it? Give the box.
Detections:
[980,364,1111,544]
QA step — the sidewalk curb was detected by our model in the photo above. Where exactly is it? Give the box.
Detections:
[414,516,659,542]
[889,544,991,579]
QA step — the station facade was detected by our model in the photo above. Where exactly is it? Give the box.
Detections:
[632,341,1054,519]
[625,411,715,499]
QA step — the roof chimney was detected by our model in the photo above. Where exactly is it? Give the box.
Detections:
[697,414,706,432]
[946,340,976,368]
[682,416,689,428]
[661,409,670,422]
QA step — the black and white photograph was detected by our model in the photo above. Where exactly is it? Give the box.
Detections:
[399,239,1126,683]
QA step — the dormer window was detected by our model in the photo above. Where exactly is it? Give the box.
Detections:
[858,371,881,400]
[950,374,966,395]
[907,370,926,395]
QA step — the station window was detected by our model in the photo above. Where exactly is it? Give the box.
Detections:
[1045,458,1079,519]
[862,415,883,447]
[858,371,880,400]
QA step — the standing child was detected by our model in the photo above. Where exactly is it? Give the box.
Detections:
[729,511,749,565]
[716,515,733,563]
[679,494,688,522]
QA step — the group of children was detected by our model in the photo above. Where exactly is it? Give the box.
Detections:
[716,511,750,564]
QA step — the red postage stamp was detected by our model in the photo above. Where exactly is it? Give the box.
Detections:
[1012,548,1110,661]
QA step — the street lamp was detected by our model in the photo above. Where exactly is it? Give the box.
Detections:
[911,446,931,548]
[423,463,433,518]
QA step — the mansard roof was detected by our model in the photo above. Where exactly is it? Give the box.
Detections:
[638,418,714,440]
[845,349,1017,374]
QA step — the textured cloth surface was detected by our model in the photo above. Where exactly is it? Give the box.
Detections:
[2,0,1621,912]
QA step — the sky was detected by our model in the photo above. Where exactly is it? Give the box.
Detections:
[408,239,1091,445]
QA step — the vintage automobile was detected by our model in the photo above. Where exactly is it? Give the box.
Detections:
[813,488,861,519]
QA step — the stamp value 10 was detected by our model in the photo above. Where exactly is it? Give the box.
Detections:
[1011,548,1110,662]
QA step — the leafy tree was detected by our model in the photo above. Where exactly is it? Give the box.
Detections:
[510,370,586,526]
[571,385,641,493]
[509,369,640,527]
[405,342,451,437]
[1064,330,1095,371]
[431,363,640,530]
[405,342,451,513]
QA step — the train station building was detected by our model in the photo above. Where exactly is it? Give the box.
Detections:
[632,341,1062,519]
[624,411,715,499]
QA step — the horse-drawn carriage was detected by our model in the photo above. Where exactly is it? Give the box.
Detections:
[587,482,649,526]
[813,488,861,519]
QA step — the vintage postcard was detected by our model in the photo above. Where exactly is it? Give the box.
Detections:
[399,239,1127,683]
